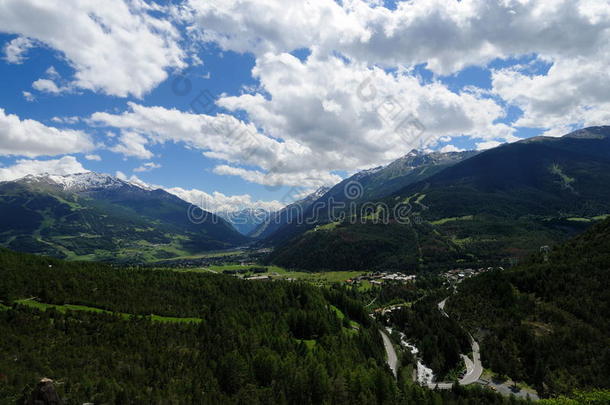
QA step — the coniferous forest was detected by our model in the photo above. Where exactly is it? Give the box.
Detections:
[447,218,610,397]
[0,248,533,404]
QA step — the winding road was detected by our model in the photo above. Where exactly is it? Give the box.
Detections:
[379,298,482,386]
[380,330,398,377]
[428,298,483,388]
[379,297,537,399]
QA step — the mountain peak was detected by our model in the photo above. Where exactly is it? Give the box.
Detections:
[15,172,144,192]
[563,126,610,140]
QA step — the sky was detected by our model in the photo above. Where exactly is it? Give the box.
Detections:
[1,0,609,214]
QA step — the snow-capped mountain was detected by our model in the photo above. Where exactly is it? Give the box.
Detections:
[220,208,273,236]
[0,171,247,262]
[16,172,155,192]
[261,149,477,244]
[249,186,331,239]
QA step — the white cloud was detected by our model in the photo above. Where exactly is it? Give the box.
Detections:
[90,102,322,183]
[31,65,72,94]
[32,78,66,94]
[212,165,341,189]
[0,0,186,97]
[109,131,153,159]
[114,171,156,190]
[439,144,464,153]
[492,57,610,131]
[166,186,284,214]
[476,140,503,150]
[183,0,610,75]
[51,116,80,125]
[183,0,610,136]
[0,109,94,157]
[85,154,102,161]
[45,66,60,79]
[133,161,161,172]
[3,36,34,63]
[0,156,88,182]
[90,48,511,187]
[216,51,512,169]
[22,91,35,102]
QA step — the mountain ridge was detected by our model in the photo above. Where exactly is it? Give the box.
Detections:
[0,172,248,262]
[266,126,610,271]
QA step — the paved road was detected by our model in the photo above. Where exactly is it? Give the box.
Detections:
[380,330,398,377]
[425,299,483,389]
[438,298,449,317]
[460,339,482,385]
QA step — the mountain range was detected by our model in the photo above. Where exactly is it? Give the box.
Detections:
[258,149,478,244]
[2,126,609,268]
[264,126,610,271]
[0,172,247,262]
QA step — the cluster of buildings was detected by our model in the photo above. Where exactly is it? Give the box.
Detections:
[347,271,417,286]
[442,267,503,283]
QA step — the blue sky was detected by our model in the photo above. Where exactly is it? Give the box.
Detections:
[0,0,608,212]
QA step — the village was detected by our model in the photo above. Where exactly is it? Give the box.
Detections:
[441,266,503,284]
[345,271,417,286]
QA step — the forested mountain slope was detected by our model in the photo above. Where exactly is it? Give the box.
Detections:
[0,172,247,262]
[267,127,610,271]
[446,217,610,397]
[0,248,526,404]
[262,150,476,244]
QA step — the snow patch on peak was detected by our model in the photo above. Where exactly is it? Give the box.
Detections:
[17,171,151,192]
[47,172,128,191]
[312,186,330,198]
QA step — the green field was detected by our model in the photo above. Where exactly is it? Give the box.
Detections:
[15,299,202,324]
[431,215,474,225]
[152,248,246,262]
[187,264,366,284]
[567,214,610,223]
[330,305,361,332]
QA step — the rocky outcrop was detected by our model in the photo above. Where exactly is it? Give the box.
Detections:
[25,378,63,405]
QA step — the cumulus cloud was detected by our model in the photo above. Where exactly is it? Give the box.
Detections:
[212,165,341,189]
[133,161,161,172]
[220,51,512,151]
[84,154,102,161]
[17,0,606,187]
[0,156,88,182]
[22,91,35,102]
[111,171,284,213]
[109,131,153,159]
[439,144,464,153]
[32,78,67,94]
[0,0,185,97]
[166,186,284,214]
[182,0,610,136]
[0,109,94,157]
[476,140,503,150]
[183,0,610,75]
[492,57,610,131]
[3,36,34,63]
[89,48,511,187]
[90,102,329,186]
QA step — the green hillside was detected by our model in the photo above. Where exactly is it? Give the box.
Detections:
[0,174,248,262]
[446,217,610,397]
[0,248,525,404]
[267,127,610,271]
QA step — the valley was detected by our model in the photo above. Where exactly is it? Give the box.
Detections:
[1,128,610,404]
